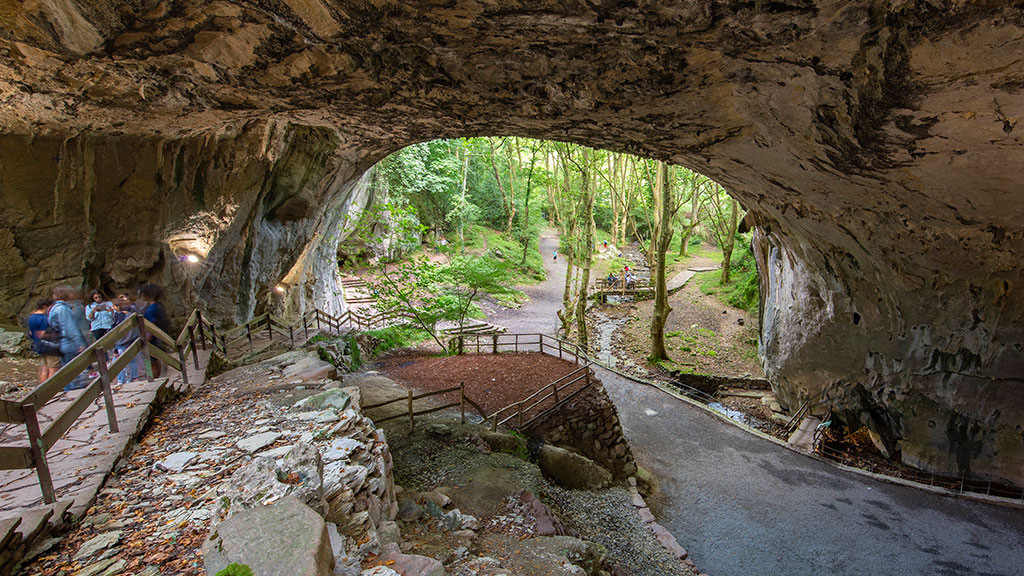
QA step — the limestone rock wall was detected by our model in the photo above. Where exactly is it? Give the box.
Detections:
[0,120,374,326]
[1,1,1022,484]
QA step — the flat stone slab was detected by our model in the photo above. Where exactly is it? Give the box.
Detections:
[236,431,282,453]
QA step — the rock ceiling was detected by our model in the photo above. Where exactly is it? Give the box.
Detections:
[1,1,1022,485]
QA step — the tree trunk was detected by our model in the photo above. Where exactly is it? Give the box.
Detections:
[720,197,738,283]
[650,161,674,362]
[574,148,595,350]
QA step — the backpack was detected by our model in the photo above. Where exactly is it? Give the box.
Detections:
[28,312,62,356]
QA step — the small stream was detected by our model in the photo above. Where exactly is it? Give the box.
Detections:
[707,402,755,426]
[592,311,629,368]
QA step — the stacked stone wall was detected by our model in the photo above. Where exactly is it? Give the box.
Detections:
[530,381,637,479]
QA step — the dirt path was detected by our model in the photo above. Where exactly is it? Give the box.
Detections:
[481,229,567,335]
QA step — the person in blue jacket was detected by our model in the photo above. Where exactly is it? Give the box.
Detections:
[49,285,89,367]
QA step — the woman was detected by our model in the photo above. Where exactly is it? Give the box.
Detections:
[27,298,60,382]
[49,285,89,367]
[138,284,168,378]
[86,290,116,342]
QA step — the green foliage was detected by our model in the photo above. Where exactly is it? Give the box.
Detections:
[694,236,759,314]
[215,564,254,576]
[363,326,432,355]
[461,225,545,283]
[371,253,514,349]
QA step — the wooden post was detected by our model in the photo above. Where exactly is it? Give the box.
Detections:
[289,325,295,348]
[93,348,119,433]
[137,315,154,382]
[316,311,321,331]
[197,310,207,350]
[303,313,309,341]
[585,368,590,387]
[460,382,466,424]
[492,334,498,354]
[246,323,253,352]
[515,333,519,352]
[266,315,273,342]
[408,390,415,429]
[517,401,524,428]
[551,382,559,402]
[177,345,190,389]
[23,403,55,504]
[492,414,498,432]
[558,339,563,359]
[188,325,199,369]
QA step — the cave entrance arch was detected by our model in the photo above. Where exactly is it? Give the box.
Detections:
[1,1,1021,487]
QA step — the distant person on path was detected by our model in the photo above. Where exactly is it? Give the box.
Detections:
[49,285,89,368]
[138,283,168,378]
[553,249,558,261]
[27,297,60,382]
[86,290,116,341]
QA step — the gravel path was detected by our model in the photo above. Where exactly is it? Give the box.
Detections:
[598,366,1024,576]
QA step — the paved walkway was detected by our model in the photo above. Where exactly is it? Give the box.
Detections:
[477,234,1024,575]
[597,366,1024,576]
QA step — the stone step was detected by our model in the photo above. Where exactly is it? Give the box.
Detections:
[0,518,21,550]
[787,416,822,451]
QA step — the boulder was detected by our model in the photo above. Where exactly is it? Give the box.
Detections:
[219,443,325,518]
[538,446,611,490]
[377,552,443,576]
[203,496,334,576]
[0,329,25,356]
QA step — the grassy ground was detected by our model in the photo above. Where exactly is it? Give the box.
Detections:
[462,225,546,285]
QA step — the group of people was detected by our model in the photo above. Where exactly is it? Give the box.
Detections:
[605,266,637,289]
[26,284,168,388]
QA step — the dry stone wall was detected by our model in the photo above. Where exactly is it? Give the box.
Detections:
[531,383,637,480]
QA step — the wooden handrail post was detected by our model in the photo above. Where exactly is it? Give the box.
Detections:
[517,401,524,428]
[246,324,253,352]
[492,414,498,432]
[558,339,563,359]
[289,325,295,348]
[188,325,199,369]
[303,314,309,341]
[552,382,559,402]
[408,390,414,429]
[94,348,119,433]
[316,311,321,331]
[266,315,273,342]
[585,368,590,387]
[177,345,190,389]
[492,334,498,354]
[137,316,154,382]
[460,382,466,424]
[23,403,55,504]
[196,310,207,350]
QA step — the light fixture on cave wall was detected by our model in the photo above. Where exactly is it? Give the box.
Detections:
[167,234,211,309]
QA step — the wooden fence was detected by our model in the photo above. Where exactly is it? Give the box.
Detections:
[361,383,487,428]
[0,312,199,503]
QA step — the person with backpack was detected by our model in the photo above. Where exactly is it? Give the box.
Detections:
[49,285,89,368]
[27,298,60,382]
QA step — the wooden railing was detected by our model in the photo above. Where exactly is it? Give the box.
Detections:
[362,383,487,428]
[0,312,199,503]
[487,363,593,431]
